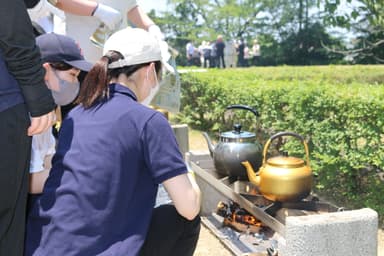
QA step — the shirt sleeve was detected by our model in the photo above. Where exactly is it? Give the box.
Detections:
[142,112,188,184]
[29,131,56,173]
[0,0,55,117]
[28,0,51,22]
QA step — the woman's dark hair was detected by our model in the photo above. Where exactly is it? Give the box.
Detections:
[76,50,162,108]
[49,62,73,71]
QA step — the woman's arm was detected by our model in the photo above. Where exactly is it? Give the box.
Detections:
[1,0,56,135]
[29,154,53,194]
[127,5,154,30]
[54,0,96,16]
[162,172,201,220]
[29,169,50,194]
[54,0,121,30]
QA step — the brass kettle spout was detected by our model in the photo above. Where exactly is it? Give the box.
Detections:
[241,161,260,186]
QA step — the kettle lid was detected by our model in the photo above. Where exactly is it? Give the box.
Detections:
[267,156,305,168]
[220,123,255,139]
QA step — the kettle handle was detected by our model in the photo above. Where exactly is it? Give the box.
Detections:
[225,104,260,117]
[262,131,310,167]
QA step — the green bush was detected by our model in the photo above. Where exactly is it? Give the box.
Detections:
[177,65,384,225]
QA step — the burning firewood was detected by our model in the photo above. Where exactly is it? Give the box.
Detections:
[216,200,264,233]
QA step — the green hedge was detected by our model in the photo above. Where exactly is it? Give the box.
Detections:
[176,65,384,225]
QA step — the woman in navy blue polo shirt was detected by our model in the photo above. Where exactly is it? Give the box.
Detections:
[26,28,201,256]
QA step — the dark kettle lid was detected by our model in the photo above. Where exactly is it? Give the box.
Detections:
[219,123,256,140]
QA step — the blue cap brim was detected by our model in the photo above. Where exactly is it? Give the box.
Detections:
[65,60,93,72]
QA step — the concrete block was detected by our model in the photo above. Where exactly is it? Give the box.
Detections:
[194,174,228,216]
[280,208,378,256]
[172,124,189,159]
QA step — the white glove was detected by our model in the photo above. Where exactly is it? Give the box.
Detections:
[160,40,176,74]
[148,24,165,41]
[93,3,122,31]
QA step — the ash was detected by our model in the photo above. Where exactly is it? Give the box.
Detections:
[203,213,282,256]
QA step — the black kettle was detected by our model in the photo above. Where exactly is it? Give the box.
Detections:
[202,104,263,179]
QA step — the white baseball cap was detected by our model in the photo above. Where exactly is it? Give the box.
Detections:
[103,27,174,73]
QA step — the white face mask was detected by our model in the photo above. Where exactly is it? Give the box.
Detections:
[141,66,160,106]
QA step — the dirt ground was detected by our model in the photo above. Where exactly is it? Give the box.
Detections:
[379,229,384,256]
[187,129,384,255]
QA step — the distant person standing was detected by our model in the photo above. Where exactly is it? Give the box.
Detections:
[198,41,206,68]
[251,39,261,66]
[224,39,237,68]
[215,35,226,68]
[237,38,246,67]
[186,40,195,66]
[209,41,217,68]
[244,44,251,67]
[201,41,212,68]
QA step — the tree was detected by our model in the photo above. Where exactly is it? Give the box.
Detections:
[241,0,345,65]
[149,0,347,65]
[151,0,272,65]
[164,0,270,39]
[280,22,345,65]
[321,0,384,63]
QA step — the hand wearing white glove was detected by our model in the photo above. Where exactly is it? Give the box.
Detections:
[93,3,122,31]
[148,24,165,41]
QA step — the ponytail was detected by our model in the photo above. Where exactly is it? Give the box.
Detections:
[76,51,122,108]
[76,50,162,109]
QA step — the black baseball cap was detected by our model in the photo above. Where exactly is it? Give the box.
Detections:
[36,33,92,72]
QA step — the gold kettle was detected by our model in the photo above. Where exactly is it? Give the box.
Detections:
[242,131,313,202]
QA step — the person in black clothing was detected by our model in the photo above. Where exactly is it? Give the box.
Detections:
[0,1,56,255]
[215,35,226,68]
[237,38,246,67]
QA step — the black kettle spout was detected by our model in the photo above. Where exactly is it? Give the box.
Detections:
[201,132,215,158]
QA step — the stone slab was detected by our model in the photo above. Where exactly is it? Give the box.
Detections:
[281,208,378,256]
